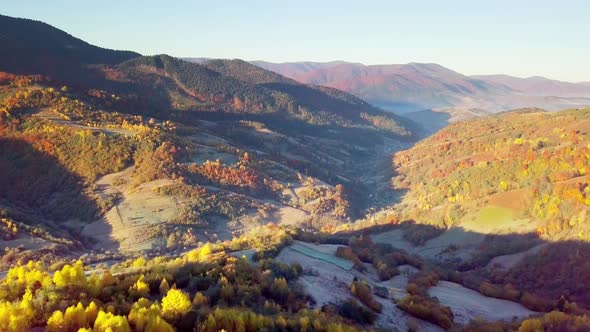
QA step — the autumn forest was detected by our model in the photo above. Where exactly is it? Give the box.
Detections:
[0,10,590,332]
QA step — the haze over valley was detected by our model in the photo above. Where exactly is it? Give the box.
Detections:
[249,60,590,131]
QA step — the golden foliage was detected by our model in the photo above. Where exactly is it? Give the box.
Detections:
[93,310,131,332]
[129,275,150,298]
[0,289,34,331]
[53,260,87,288]
[161,288,192,320]
[186,242,213,262]
[128,298,174,332]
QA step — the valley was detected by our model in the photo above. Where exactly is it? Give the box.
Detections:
[0,11,589,332]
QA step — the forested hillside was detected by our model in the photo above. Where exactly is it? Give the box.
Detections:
[0,14,414,139]
[0,49,395,332]
[0,15,140,83]
[366,107,590,317]
[392,107,590,241]
[0,14,416,329]
[118,55,414,137]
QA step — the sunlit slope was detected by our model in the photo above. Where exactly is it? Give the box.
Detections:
[392,107,590,240]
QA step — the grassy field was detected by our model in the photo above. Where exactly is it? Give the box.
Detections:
[473,206,514,229]
[290,243,354,270]
[460,204,536,238]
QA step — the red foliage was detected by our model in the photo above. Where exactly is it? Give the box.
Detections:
[0,72,16,85]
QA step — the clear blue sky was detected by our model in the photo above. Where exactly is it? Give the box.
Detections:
[3,0,589,82]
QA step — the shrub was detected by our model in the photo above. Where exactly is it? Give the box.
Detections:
[350,279,382,312]
[397,295,453,329]
[518,311,590,332]
[336,299,377,325]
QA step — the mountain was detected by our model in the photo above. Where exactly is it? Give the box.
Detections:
[472,74,590,97]
[253,61,507,113]
[0,14,140,82]
[253,61,590,117]
[0,14,417,262]
[391,106,590,243]
[0,13,417,265]
[250,60,356,79]
[0,13,414,138]
[156,57,416,137]
[383,107,590,304]
[202,59,412,129]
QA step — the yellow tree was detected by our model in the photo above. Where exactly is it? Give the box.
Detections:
[128,298,174,332]
[64,302,87,331]
[129,275,150,298]
[46,310,65,332]
[93,311,131,332]
[85,301,99,325]
[53,260,87,288]
[161,288,192,320]
[0,289,35,331]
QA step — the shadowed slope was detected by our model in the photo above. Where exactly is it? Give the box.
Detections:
[0,137,100,223]
[0,14,140,83]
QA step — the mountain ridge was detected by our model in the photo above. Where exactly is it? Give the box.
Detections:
[0,14,140,82]
[471,73,590,96]
[251,60,590,114]
[0,13,415,139]
[120,55,415,137]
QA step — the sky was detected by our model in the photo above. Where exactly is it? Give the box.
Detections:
[3,0,590,82]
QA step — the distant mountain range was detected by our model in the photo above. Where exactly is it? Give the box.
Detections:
[242,60,590,133]
[251,61,590,114]
[471,74,590,97]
